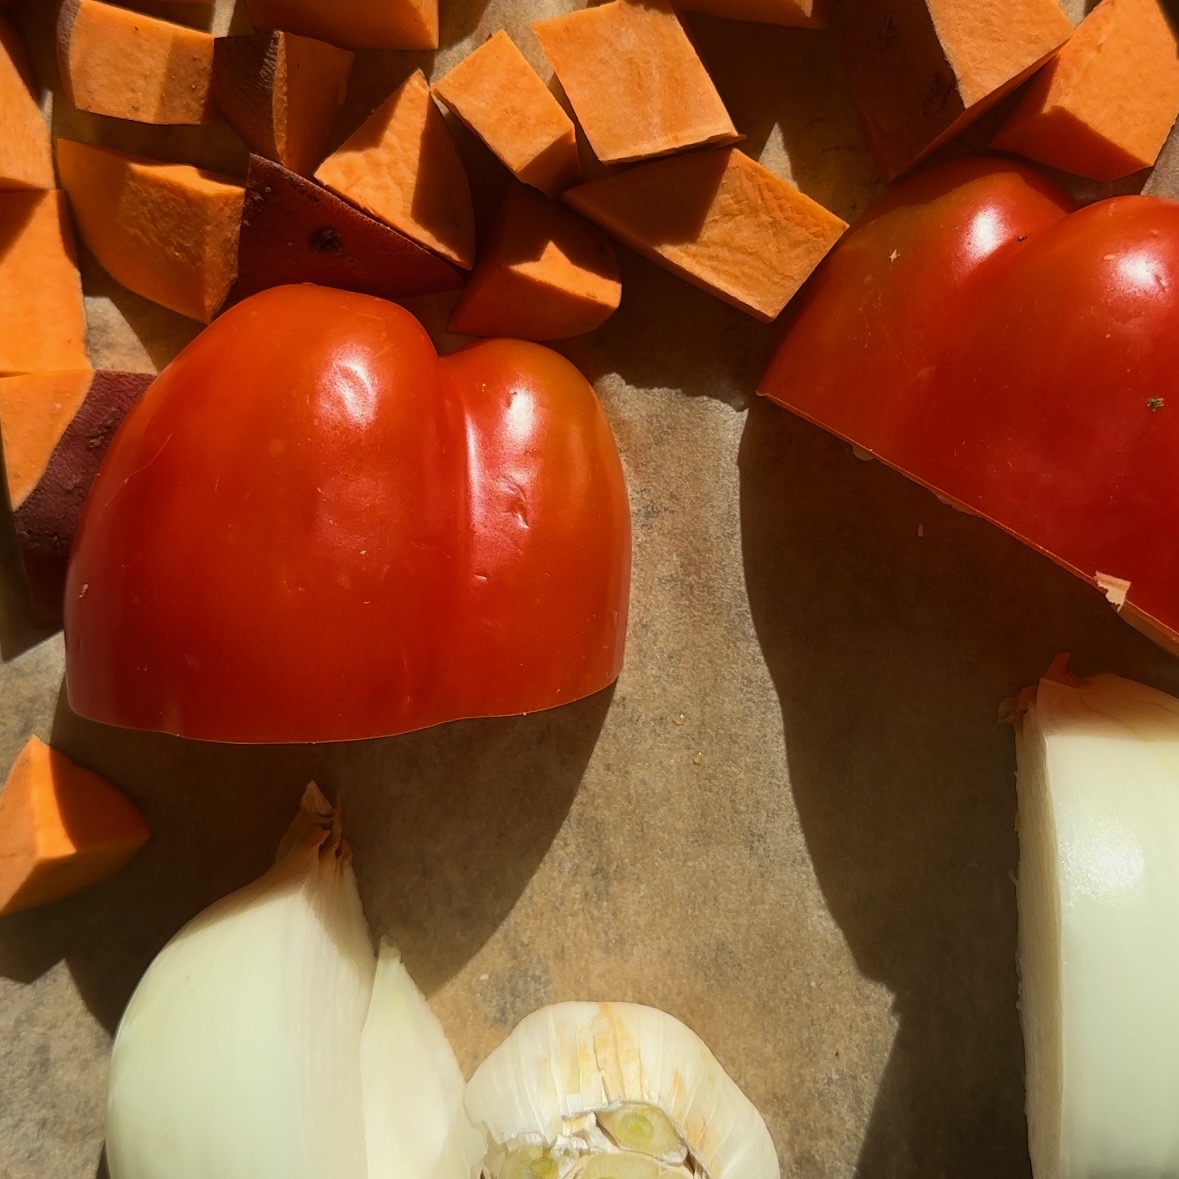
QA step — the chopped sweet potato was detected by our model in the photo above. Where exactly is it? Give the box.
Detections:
[213,31,354,177]
[0,18,53,190]
[57,0,215,125]
[839,0,1073,181]
[673,0,827,28]
[0,370,152,619]
[0,190,89,374]
[243,0,437,51]
[433,31,582,198]
[315,69,475,269]
[533,0,740,165]
[0,736,149,915]
[236,154,463,302]
[451,185,620,340]
[57,139,244,322]
[565,147,846,322]
[992,0,1179,181]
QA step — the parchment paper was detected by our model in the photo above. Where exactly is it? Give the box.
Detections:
[4,1,1176,1176]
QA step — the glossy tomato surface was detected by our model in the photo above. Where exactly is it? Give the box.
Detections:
[761,157,1179,647]
[65,285,631,742]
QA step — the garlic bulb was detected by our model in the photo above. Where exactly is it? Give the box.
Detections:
[464,1002,779,1179]
[106,784,480,1179]
[1016,661,1179,1179]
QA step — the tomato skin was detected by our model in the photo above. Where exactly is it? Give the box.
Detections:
[64,285,631,743]
[760,158,1179,646]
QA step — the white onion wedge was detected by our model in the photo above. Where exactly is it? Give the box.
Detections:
[105,785,480,1179]
[1016,660,1179,1179]
[362,940,485,1179]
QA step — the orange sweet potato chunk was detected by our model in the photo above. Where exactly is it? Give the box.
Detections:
[57,139,244,322]
[58,0,215,125]
[565,148,846,322]
[0,736,149,915]
[244,0,437,51]
[0,370,92,510]
[839,0,1073,181]
[534,0,740,165]
[316,69,475,269]
[0,190,89,375]
[213,32,354,177]
[0,18,53,190]
[433,31,582,198]
[451,185,620,341]
[673,0,827,28]
[992,0,1179,181]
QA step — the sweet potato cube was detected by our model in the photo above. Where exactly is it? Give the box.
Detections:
[57,139,244,322]
[0,18,53,191]
[0,191,88,375]
[839,0,1073,181]
[451,185,620,341]
[533,0,740,165]
[57,0,215,125]
[213,31,354,177]
[433,31,581,198]
[243,0,437,51]
[237,154,463,302]
[992,0,1179,181]
[0,370,152,619]
[315,69,475,269]
[0,736,149,915]
[672,0,827,28]
[565,148,846,322]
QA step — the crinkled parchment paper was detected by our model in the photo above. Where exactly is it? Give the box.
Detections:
[4,1,1177,1176]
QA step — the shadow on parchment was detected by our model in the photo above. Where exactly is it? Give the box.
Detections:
[0,681,610,1033]
[738,400,1179,1177]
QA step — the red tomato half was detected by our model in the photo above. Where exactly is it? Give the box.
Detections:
[760,157,1179,650]
[65,286,632,743]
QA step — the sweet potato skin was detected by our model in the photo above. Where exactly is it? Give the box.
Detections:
[235,154,463,303]
[3,371,154,621]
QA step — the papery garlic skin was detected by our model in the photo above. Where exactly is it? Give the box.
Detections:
[465,1002,779,1179]
[1017,666,1179,1179]
[106,785,375,1179]
[362,940,485,1179]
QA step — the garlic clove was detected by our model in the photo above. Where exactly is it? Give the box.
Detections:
[105,785,374,1179]
[362,939,485,1179]
[577,1153,661,1179]
[598,1105,687,1162]
[465,1002,779,1179]
[493,1143,561,1179]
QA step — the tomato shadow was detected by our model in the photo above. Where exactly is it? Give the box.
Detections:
[0,681,610,1032]
[738,399,1179,1176]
